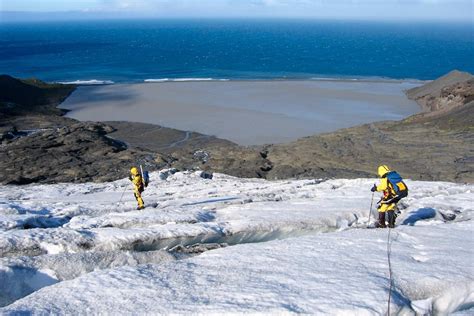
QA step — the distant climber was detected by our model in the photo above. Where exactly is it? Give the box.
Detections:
[129,166,146,210]
[371,165,408,228]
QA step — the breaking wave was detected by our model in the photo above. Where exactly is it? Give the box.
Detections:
[144,78,230,83]
[57,80,115,85]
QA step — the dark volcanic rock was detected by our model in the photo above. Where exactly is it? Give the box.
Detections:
[200,171,214,180]
[0,75,75,117]
[105,121,271,179]
[0,121,168,184]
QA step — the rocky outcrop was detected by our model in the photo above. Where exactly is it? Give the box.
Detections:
[0,75,75,117]
[406,70,474,113]
[0,121,168,184]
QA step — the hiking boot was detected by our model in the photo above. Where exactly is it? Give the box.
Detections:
[137,206,145,210]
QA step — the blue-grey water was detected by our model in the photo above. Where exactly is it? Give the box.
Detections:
[59,80,421,145]
[0,19,473,82]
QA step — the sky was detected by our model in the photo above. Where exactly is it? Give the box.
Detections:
[0,0,473,22]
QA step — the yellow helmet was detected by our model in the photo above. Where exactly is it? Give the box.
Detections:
[378,165,390,177]
[130,167,139,176]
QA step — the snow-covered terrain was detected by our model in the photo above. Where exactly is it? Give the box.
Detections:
[0,171,473,314]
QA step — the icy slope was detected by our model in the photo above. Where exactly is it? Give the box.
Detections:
[3,222,473,315]
[0,172,374,258]
[0,171,473,314]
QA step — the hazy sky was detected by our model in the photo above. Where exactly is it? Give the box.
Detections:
[1,0,473,21]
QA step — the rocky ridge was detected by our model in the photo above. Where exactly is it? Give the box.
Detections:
[0,75,74,117]
[0,121,166,184]
[406,70,473,113]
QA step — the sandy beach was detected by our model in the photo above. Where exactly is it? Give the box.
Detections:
[59,80,421,145]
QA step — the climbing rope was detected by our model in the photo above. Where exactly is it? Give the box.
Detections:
[387,226,394,315]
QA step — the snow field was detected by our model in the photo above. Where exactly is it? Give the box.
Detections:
[0,171,473,313]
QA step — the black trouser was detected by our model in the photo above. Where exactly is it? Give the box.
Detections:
[378,210,396,228]
[386,211,395,228]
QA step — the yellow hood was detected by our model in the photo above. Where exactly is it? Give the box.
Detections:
[378,165,390,177]
[130,167,139,176]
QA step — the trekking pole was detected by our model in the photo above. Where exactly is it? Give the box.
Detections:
[117,186,127,206]
[140,164,146,187]
[367,191,375,228]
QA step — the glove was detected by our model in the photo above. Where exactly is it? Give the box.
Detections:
[370,184,377,192]
[128,175,133,181]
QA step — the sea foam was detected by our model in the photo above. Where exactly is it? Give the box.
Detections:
[57,80,115,85]
[144,78,229,83]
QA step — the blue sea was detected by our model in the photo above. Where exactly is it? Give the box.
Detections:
[0,19,473,83]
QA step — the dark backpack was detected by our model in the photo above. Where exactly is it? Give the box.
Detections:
[143,171,150,188]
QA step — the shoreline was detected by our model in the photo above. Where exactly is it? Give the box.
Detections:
[59,79,421,146]
[55,76,428,86]
[56,77,427,86]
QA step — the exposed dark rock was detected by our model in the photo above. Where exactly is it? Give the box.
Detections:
[200,171,213,180]
[158,168,178,181]
[0,75,75,117]
[0,121,169,184]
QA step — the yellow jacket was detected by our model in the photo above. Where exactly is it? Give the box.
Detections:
[376,178,396,197]
[130,174,144,192]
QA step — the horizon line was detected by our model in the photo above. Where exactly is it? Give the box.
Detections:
[1,11,473,23]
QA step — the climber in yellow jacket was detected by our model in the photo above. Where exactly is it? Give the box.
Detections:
[371,165,408,228]
[129,166,145,210]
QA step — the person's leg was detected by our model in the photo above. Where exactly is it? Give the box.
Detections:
[387,211,394,228]
[386,203,397,228]
[376,203,392,228]
[377,212,386,228]
[134,190,144,209]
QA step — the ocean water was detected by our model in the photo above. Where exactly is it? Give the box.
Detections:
[0,19,473,83]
